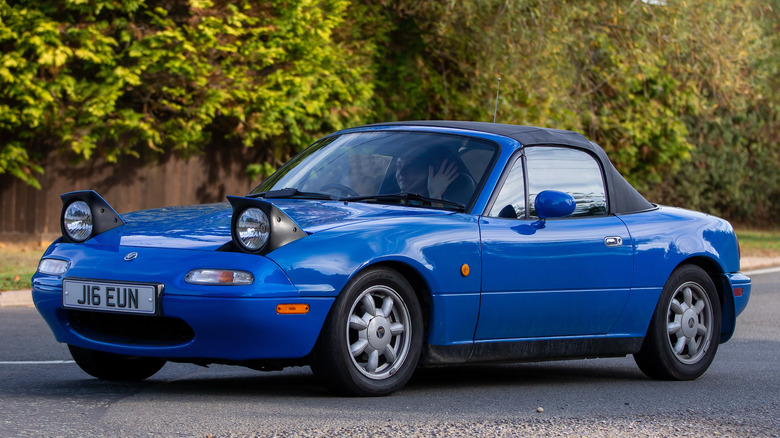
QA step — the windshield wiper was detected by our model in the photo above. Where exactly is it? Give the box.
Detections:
[247,188,337,200]
[339,193,465,212]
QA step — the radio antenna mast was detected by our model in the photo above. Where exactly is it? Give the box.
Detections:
[493,77,501,123]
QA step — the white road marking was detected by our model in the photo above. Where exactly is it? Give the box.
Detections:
[0,360,75,365]
[744,266,780,276]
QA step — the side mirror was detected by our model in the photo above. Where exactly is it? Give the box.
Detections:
[535,190,575,219]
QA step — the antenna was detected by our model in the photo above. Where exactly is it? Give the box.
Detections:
[493,77,501,123]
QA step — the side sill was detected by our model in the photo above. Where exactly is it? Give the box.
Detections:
[421,337,644,366]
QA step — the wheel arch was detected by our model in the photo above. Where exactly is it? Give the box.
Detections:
[357,260,433,345]
[308,259,429,395]
[673,256,735,342]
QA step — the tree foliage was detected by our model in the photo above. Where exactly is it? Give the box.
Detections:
[1,0,373,186]
[365,0,779,223]
[1,0,778,223]
[652,0,780,223]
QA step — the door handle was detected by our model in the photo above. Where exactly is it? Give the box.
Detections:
[604,236,623,247]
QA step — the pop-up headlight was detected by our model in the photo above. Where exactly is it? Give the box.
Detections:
[236,208,270,252]
[63,201,93,242]
[59,191,124,243]
[227,196,306,255]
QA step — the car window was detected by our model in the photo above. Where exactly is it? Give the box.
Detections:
[526,146,607,218]
[488,157,526,218]
[487,146,608,219]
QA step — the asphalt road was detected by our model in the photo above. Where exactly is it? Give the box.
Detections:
[1,271,778,437]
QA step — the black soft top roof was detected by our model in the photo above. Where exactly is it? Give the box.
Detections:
[363,121,655,215]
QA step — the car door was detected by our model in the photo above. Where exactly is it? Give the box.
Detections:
[476,146,633,340]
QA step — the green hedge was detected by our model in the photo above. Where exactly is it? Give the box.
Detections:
[1,0,374,185]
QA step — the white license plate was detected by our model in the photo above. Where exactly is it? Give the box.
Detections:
[63,279,160,315]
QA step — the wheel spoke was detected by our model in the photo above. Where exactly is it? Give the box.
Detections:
[674,336,687,355]
[390,322,405,336]
[693,300,705,315]
[687,336,699,356]
[683,287,693,307]
[361,295,377,316]
[697,324,708,337]
[380,296,394,318]
[349,315,368,331]
[366,350,379,373]
[667,321,682,335]
[351,339,368,357]
[670,299,684,315]
[383,345,397,364]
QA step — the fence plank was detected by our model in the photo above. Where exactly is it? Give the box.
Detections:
[0,145,263,242]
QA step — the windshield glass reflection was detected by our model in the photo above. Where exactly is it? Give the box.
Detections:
[251,131,498,209]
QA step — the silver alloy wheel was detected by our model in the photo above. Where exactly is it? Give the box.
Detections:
[666,281,713,365]
[346,285,412,380]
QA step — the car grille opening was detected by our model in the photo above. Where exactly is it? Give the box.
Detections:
[68,310,194,346]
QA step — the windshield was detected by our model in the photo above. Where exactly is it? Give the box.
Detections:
[250,131,498,210]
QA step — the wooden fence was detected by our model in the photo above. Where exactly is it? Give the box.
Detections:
[0,145,265,243]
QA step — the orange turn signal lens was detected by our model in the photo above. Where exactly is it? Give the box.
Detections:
[276,304,310,314]
[461,264,470,277]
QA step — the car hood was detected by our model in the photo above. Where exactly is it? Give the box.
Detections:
[116,199,451,250]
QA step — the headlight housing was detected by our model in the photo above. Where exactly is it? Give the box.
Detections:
[235,207,270,252]
[227,196,305,254]
[59,191,124,243]
[63,201,93,242]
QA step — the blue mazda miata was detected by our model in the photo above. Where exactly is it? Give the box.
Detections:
[32,121,752,396]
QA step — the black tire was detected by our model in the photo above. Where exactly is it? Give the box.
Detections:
[68,345,166,381]
[634,265,721,380]
[310,267,424,396]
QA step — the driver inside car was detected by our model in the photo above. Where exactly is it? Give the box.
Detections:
[393,146,477,206]
[395,154,460,200]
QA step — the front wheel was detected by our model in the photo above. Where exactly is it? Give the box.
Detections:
[69,345,166,381]
[634,265,721,380]
[310,267,423,396]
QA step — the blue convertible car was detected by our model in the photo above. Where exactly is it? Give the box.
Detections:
[33,121,751,396]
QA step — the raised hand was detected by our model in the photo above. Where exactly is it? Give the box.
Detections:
[427,159,459,199]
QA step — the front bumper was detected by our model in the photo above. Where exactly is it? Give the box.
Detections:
[32,243,334,361]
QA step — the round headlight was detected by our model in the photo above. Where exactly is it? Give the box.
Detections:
[63,201,93,242]
[236,208,270,251]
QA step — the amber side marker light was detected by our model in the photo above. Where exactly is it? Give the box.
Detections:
[277,304,310,314]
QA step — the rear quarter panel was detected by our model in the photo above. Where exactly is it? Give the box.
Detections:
[618,206,741,286]
[616,206,744,341]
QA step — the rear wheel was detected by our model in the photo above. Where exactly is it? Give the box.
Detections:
[634,265,721,380]
[68,345,166,381]
[310,267,423,396]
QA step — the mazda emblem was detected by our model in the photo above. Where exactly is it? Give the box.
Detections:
[124,252,139,261]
